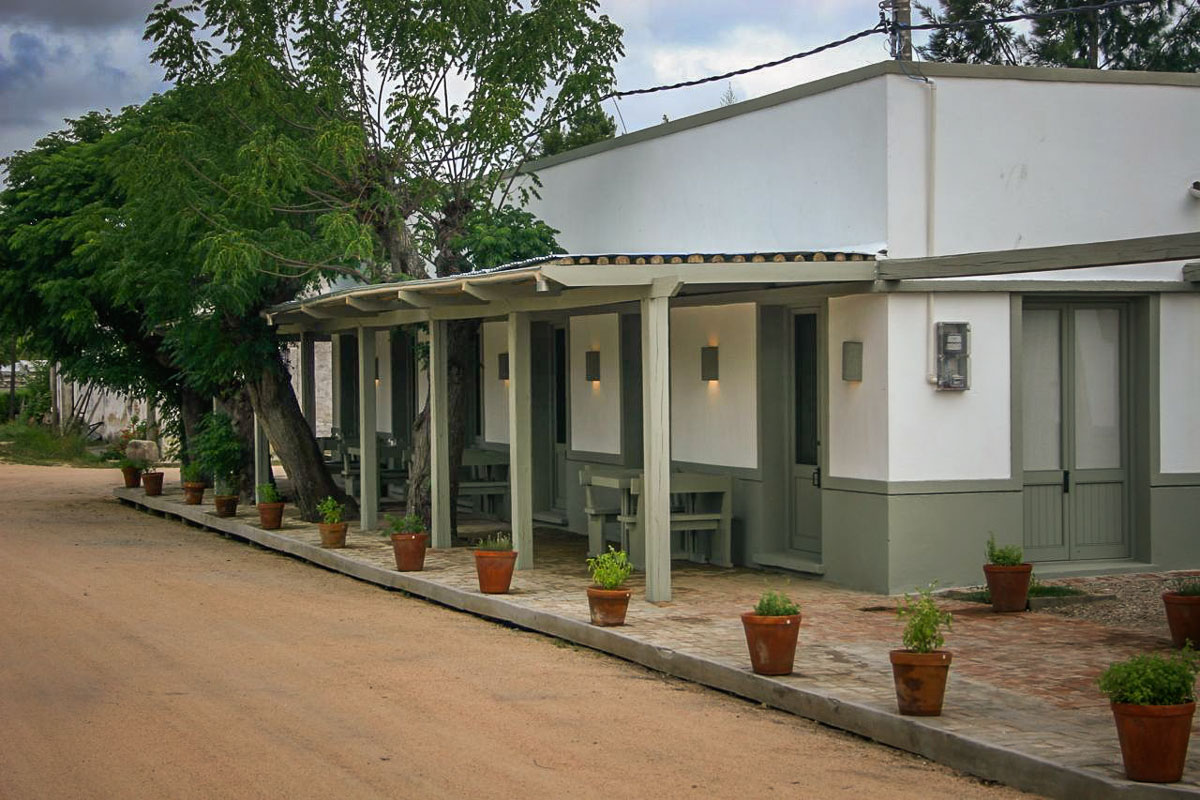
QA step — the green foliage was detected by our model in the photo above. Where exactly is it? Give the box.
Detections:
[917,0,1200,71]
[1098,648,1199,705]
[897,584,953,654]
[986,534,1024,566]
[753,590,801,617]
[180,462,205,482]
[192,412,245,486]
[118,455,151,471]
[386,513,426,535]
[1172,577,1200,596]
[257,483,280,504]
[476,533,512,551]
[448,206,563,272]
[317,496,344,525]
[538,104,618,157]
[587,546,632,589]
[0,421,103,467]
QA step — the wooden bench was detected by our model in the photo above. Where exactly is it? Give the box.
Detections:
[624,473,734,568]
[579,465,625,556]
[459,448,509,515]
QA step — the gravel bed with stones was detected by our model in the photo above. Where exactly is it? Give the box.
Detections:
[960,571,1200,639]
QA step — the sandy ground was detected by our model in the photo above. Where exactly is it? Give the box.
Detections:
[0,464,1032,799]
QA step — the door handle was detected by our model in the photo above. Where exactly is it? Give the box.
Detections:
[812,467,821,488]
[1063,470,1070,494]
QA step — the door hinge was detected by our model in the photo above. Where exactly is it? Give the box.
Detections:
[812,467,822,488]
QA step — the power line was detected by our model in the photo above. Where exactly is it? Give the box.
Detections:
[604,0,1159,101]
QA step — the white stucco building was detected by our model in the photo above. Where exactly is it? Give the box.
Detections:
[269,61,1200,598]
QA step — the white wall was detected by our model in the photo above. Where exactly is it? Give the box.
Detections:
[1160,294,1200,473]
[526,78,888,254]
[669,303,758,469]
[569,313,621,455]
[480,321,509,445]
[888,75,1200,258]
[828,294,889,481]
[887,293,1012,481]
[285,341,333,437]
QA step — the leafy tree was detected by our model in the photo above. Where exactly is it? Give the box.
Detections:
[538,104,618,157]
[917,0,1200,70]
[144,0,622,527]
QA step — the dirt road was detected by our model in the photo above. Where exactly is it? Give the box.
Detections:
[0,464,1030,799]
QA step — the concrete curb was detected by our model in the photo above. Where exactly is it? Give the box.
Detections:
[114,488,1198,800]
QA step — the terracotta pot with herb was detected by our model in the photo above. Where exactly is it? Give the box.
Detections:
[473,533,517,594]
[1162,577,1200,649]
[889,584,953,716]
[586,547,633,626]
[256,483,285,529]
[317,496,347,548]
[741,590,802,675]
[118,457,146,489]
[141,465,164,496]
[386,513,429,571]
[983,535,1032,613]
[180,462,206,505]
[1099,648,1198,783]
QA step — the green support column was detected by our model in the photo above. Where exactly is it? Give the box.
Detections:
[357,328,378,531]
[429,320,452,549]
[641,289,674,602]
[508,312,534,569]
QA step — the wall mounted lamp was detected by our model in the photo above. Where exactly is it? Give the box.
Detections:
[498,352,509,381]
[585,350,601,382]
[700,346,719,381]
[374,357,380,387]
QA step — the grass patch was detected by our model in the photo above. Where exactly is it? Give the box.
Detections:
[0,421,107,467]
[953,578,1086,605]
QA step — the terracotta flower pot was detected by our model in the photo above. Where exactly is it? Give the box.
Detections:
[889,649,952,716]
[587,586,632,626]
[391,532,429,571]
[474,549,518,594]
[983,563,1033,612]
[1162,592,1200,649]
[120,466,142,489]
[182,481,206,505]
[142,472,164,496]
[257,502,285,530]
[741,612,802,675]
[319,522,347,548]
[1110,701,1195,783]
[213,495,239,518]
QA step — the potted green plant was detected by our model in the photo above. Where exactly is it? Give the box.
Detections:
[192,412,245,518]
[180,462,206,505]
[983,534,1032,613]
[586,547,633,626]
[118,455,147,489]
[1162,577,1200,649]
[256,483,285,530]
[1098,648,1199,782]
[473,533,517,594]
[317,496,347,548]
[386,513,429,572]
[889,584,953,716]
[741,590,802,676]
[142,464,164,496]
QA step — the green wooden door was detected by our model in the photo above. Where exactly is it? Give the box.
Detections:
[1022,303,1129,561]
[789,312,822,559]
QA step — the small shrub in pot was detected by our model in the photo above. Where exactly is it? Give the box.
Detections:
[180,462,206,505]
[983,534,1032,613]
[585,547,633,626]
[1162,576,1200,650]
[386,513,428,572]
[889,584,953,716]
[317,496,347,548]
[473,533,516,594]
[256,482,285,529]
[741,589,802,676]
[1099,647,1199,782]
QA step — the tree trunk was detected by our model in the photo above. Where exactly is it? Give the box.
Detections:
[48,363,59,428]
[403,318,477,537]
[216,388,257,503]
[9,338,16,421]
[179,385,207,466]
[245,358,354,521]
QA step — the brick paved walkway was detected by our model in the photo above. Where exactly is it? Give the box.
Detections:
[117,484,1200,799]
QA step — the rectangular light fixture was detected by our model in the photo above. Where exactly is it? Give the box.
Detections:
[585,350,601,382]
[498,352,509,380]
[700,346,719,381]
[842,341,863,382]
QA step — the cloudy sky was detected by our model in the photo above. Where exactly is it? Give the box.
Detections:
[0,0,918,164]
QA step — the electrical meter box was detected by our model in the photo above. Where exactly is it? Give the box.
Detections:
[935,322,970,391]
